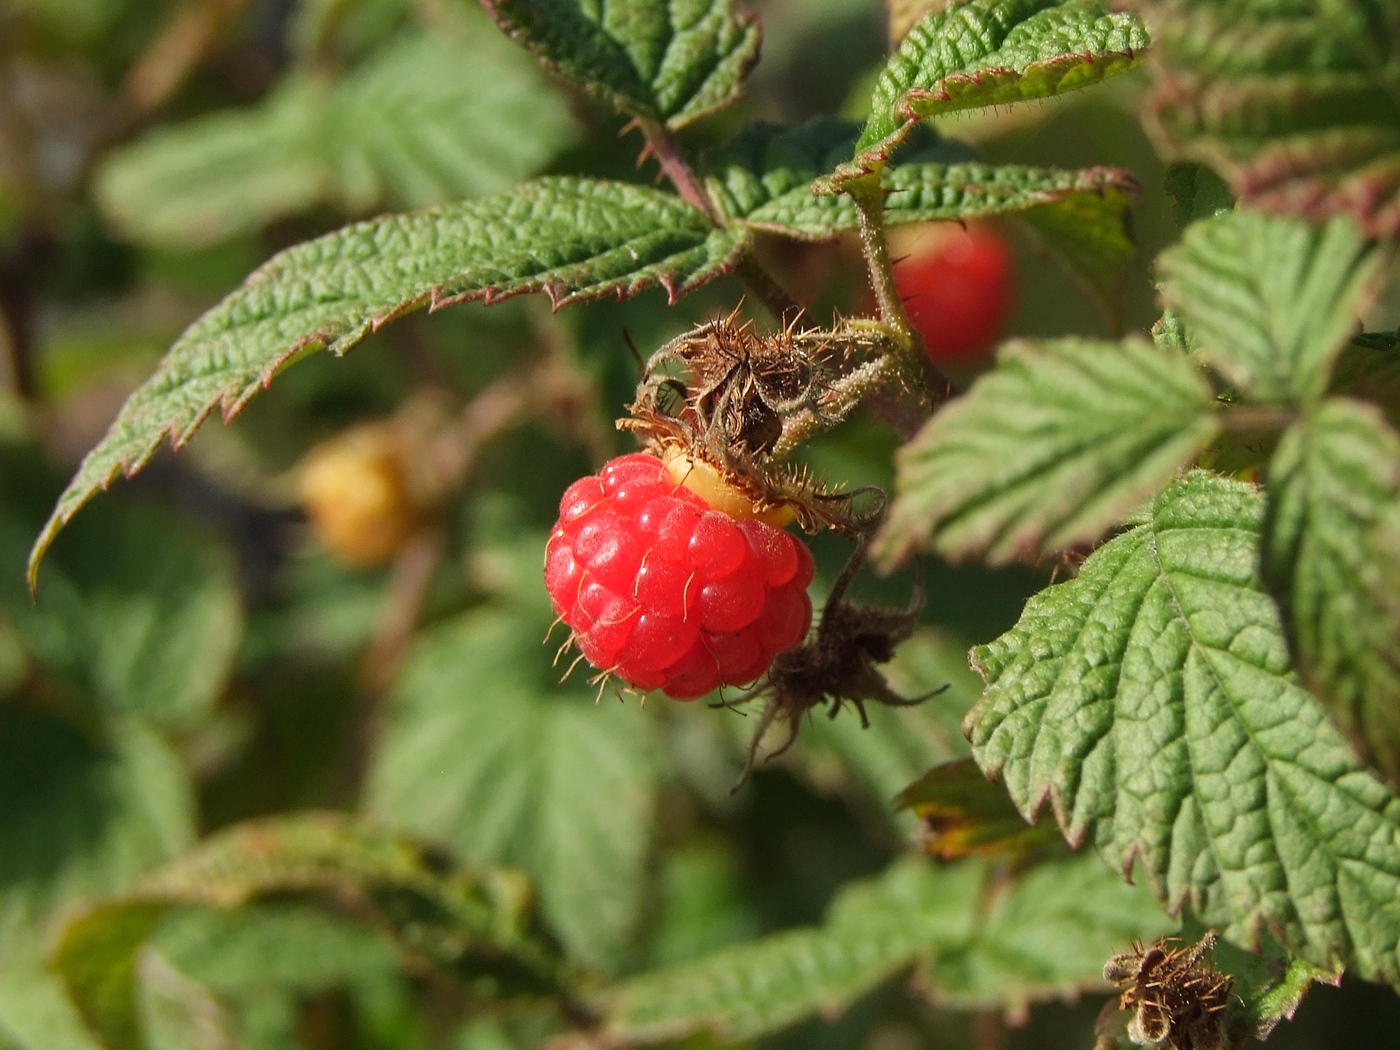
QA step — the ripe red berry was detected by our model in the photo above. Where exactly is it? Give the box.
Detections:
[893,222,1013,365]
[545,453,814,700]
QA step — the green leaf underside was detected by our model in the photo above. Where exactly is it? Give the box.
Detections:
[1204,932,1339,1040]
[96,24,580,248]
[1140,0,1400,237]
[480,0,760,130]
[835,0,1148,184]
[366,611,658,972]
[30,178,743,581]
[706,118,1138,239]
[1264,400,1400,787]
[874,337,1220,568]
[602,852,1169,1042]
[1157,211,1382,404]
[0,713,193,955]
[967,472,1400,985]
[51,813,560,1050]
[707,118,1138,307]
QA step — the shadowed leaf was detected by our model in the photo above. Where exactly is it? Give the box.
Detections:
[898,758,1060,861]
[50,813,563,1050]
[1263,399,1400,787]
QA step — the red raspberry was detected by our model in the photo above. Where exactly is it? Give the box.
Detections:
[544,453,814,700]
[893,222,1013,365]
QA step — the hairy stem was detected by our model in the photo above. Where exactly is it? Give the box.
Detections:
[850,175,916,350]
[734,252,804,323]
[848,175,951,413]
[637,118,803,322]
[638,117,724,226]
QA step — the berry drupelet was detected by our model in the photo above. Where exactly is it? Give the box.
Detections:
[545,453,814,700]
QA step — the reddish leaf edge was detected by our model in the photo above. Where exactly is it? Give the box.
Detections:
[26,222,749,592]
[816,48,1146,194]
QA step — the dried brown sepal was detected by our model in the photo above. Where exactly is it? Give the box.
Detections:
[1104,932,1236,1050]
[620,310,896,535]
[722,535,944,790]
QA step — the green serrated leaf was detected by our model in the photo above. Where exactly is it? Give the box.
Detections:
[51,813,562,1050]
[31,178,745,581]
[831,0,1148,184]
[967,471,1400,986]
[0,498,240,730]
[705,118,1137,310]
[603,850,1172,1040]
[875,337,1220,567]
[97,20,580,248]
[707,118,1137,242]
[1263,399,1400,786]
[1139,0,1400,237]
[481,0,759,131]
[601,857,986,1043]
[366,609,659,973]
[921,852,1175,1014]
[0,712,193,956]
[1157,210,1383,405]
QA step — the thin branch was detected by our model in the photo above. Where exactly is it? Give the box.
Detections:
[1217,402,1296,433]
[849,175,917,351]
[635,118,803,322]
[637,117,723,225]
[848,174,953,416]
[734,252,804,324]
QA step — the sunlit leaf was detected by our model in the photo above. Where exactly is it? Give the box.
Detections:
[481,0,760,130]
[1158,211,1382,404]
[875,337,1220,567]
[968,471,1400,986]
[830,0,1148,184]
[31,178,745,581]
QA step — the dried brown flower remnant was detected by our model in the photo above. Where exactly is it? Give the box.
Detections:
[723,535,944,789]
[627,307,832,459]
[1104,932,1234,1049]
[620,310,884,536]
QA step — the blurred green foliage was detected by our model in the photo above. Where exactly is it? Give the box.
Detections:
[3,0,1400,1049]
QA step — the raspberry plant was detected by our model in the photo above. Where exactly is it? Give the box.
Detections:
[4,0,1400,1048]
